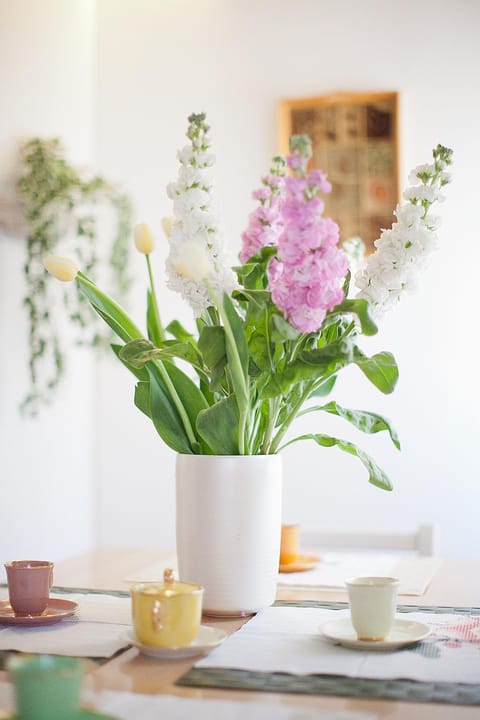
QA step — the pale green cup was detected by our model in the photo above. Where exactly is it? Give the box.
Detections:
[7,654,84,720]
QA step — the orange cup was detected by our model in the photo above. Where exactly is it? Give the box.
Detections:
[280,524,300,565]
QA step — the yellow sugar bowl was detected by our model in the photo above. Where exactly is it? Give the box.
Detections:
[131,568,204,648]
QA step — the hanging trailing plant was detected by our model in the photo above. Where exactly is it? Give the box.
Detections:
[17,137,132,416]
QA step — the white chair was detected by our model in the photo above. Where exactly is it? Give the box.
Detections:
[300,524,437,556]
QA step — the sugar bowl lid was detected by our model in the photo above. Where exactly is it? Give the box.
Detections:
[131,568,203,597]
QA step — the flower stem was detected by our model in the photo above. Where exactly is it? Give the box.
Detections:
[261,397,280,454]
[208,284,249,455]
[269,381,315,454]
[146,255,165,342]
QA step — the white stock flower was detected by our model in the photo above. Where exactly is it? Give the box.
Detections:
[161,216,173,238]
[355,145,452,318]
[177,164,208,187]
[408,163,435,184]
[403,185,444,204]
[165,113,237,316]
[177,147,195,165]
[173,188,211,216]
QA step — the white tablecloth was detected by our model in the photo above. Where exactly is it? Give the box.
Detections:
[197,605,480,684]
[0,592,131,658]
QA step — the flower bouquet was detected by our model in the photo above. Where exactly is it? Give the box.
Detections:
[44,113,452,493]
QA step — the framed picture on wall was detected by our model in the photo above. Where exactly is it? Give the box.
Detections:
[279,92,399,254]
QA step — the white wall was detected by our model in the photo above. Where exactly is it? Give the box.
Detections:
[95,0,480,557]
[1,0,479,564]
[0,0,97,562]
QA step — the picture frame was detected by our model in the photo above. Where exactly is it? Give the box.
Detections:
[279,91,399,254]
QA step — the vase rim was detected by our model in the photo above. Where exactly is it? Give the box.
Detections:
[175,453,280,458]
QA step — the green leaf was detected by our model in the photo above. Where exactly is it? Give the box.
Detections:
[134,380,151,417]
[270,313,300,341]
[222,294,249,375]
[76,272,143,343]
[198,325,227,391]
[232,288,271,312]
[111,343,148,381]
[308,376,337,398]
[165,319,196,345]
[196,396,239,454]
[221,293,249,409]
[161,360,210,445]
[301,338,354,367]
[147,364,194,454]
[150,358,212,453]
[156,341,205,373]
[119,338,205,379]
[354,349,399,394]
[279,433,393,490]
[233,247,277,289]
[301,400,400,449]
[120,338,159,368]
[89,306,137,346]
[248,329,272,372]
[261,338,353,398]
[328,298,378,336]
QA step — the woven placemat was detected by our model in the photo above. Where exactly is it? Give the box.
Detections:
[177,600,480,706]
[0,585,131,671]
[0,583,130,598]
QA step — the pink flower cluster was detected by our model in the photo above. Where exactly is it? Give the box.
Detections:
[240,165,285,264]
[241,146,348,334]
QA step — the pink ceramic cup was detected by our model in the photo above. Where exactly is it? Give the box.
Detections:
[4,561,54,616]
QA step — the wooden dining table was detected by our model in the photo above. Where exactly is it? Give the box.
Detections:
[3,547,480,719]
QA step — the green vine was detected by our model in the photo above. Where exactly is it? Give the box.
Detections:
[17,137,132,416]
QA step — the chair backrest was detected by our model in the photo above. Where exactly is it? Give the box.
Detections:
[301,524,437,556]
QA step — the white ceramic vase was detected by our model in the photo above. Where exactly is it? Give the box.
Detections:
[175,454,282,617]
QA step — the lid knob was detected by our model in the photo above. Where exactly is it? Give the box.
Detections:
[163,568,175,585]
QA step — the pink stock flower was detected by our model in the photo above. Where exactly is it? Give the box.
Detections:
[240,139,348,334]
[266,161,347,333]
[308,169,332,194]
[286,150,304,172]
[239,162,286,264]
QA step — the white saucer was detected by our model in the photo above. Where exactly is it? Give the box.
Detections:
[126,625,227,659]
[321,617,431,650]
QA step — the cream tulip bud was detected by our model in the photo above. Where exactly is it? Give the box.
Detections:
[134,223,155,254]
[175,242,210,281]
[161,216,173,238]
[43,254,79,282]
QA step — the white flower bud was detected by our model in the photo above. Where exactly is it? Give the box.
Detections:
[134,223,155,255]
[175,242,210,281]
[161,216,173,238]
[43,254,78,282]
